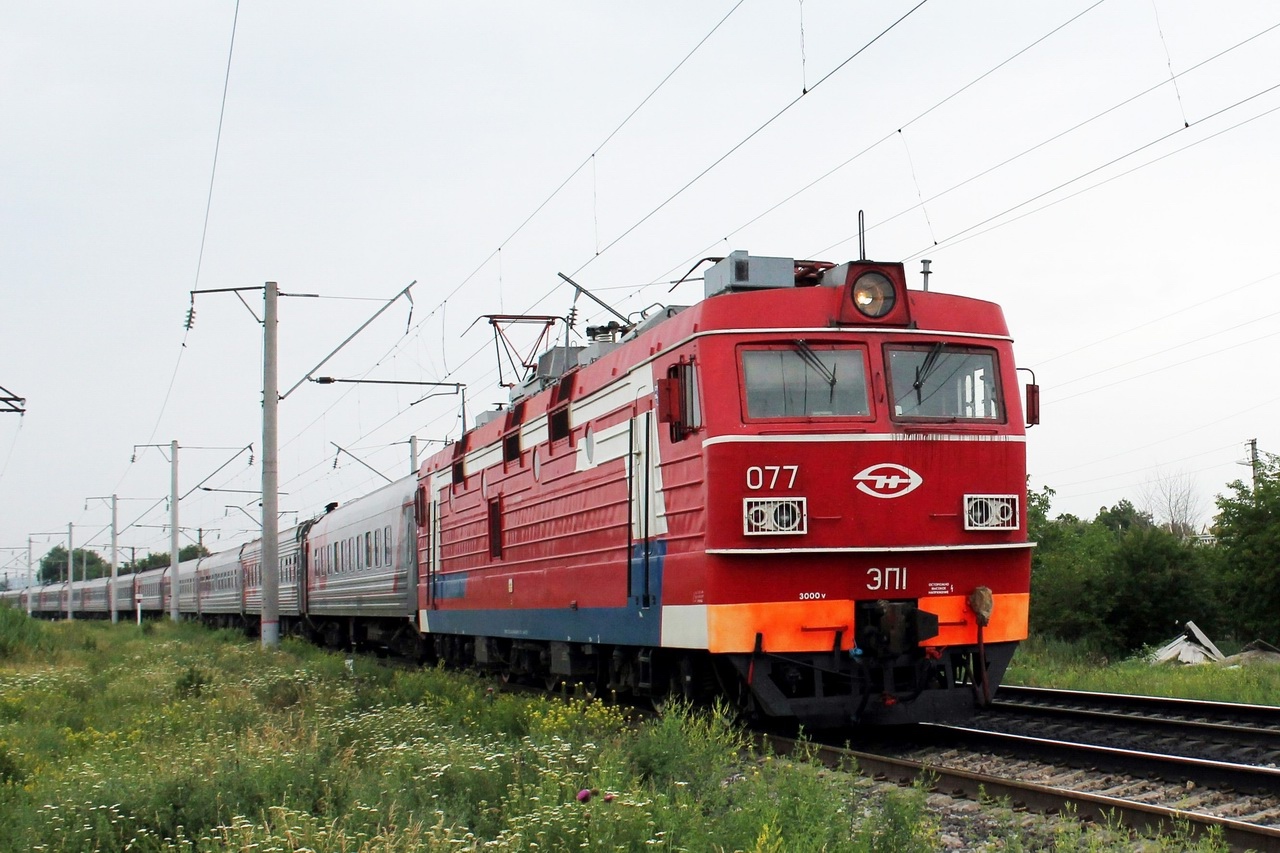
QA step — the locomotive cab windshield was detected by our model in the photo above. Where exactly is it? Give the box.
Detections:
[886,344,1004,422]
[741,343,870,419]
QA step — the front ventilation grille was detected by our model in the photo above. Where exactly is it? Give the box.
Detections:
[743,498,808,535]
[964,494,1019,530]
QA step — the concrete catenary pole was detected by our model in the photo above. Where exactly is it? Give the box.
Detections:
[262,281,280,648]
[26,537,33,616]
[110,494,118,624]
[170,440,180,622]
[66,522,74,620]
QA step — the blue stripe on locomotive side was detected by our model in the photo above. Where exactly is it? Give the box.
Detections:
[628,537,666,607]
[426,538,667,646]
[425,604,661,646]
[433,571,469,600]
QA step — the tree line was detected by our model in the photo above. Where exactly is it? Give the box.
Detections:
[34,544,210,586]
[1031,452,1280,655]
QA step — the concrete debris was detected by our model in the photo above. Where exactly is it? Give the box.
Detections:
[1151,621,1225,665]
[1219,639,1280,668]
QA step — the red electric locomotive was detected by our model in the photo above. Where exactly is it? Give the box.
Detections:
[415,251,1036,726]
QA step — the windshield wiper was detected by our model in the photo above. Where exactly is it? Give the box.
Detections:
[793,340,837,389]
[913,343,945,405]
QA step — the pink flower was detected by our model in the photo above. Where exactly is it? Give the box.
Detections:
[577,789,592,802]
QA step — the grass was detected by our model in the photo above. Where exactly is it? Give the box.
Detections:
[0,607,1235,852]
[1006,634,1280,705]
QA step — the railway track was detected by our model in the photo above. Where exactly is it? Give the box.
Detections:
[984,685,1280,762]
[791,686,1280,851]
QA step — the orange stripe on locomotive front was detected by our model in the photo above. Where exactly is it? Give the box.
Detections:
[683,591,1028,655]
[916,592,1029,646]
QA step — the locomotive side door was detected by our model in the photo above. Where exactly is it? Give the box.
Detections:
[401,499,418,613]
[416,484,440,611]
[628,409,668,607]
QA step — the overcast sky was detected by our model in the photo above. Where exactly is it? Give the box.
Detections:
[3,1,1278,581]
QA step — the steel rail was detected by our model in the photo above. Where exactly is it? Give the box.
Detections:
[995,685,1280,728]
[768,733,1280,852]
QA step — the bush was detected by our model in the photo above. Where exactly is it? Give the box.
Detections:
[0,605,48,660]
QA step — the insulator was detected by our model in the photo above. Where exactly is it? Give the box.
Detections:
[566,307,577,328]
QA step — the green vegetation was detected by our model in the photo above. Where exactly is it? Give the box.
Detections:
[0,617,936,852]
[1007,635,1280,705]
[0,616,1228,852]
[1028,452,1280,656]
[33,543,212,584]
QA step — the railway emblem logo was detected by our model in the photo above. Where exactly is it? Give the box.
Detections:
[852,463,922,499]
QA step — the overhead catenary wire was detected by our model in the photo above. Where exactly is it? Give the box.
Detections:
[413,0,750,325]
[804,17,1280,262]
[95,7,1280,550]
[280,0,1102,443]
[542,0,1116,314]
[893,81,1280,262]
[270,10,1280,533]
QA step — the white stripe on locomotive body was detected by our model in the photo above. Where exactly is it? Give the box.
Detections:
[575,418,631,472]
[707,542,1036,555]
[660,604,709,649]
[430,469,451,504]
[703,433,1027,447]
[443,347,666,506]
[693,325,1012,344]
[469,443,502,475]
[522,417,549,450]
[445,312,1013,484]
[631,411,669,538]
[571,365,657,426]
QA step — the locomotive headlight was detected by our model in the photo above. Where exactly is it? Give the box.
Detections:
[851,272,896,318]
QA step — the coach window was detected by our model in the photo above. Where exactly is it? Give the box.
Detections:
[885,344,1004,422]
[741,344,869,419]
[384,525,393,565]
[365,531,374,569]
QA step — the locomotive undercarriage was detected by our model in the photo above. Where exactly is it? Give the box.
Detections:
[723,598,1018,727]
[432,634,725,707]
[410,617,1014,729]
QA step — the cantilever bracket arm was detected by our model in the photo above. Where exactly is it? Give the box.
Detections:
[0,384,26,415]
[281,280,416,400]
[557,272,631,326]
